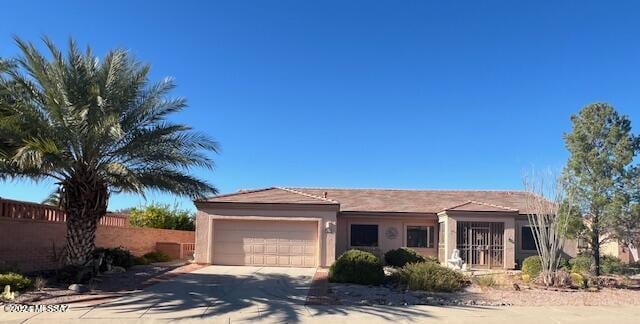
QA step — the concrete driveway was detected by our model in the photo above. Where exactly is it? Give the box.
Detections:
[78,265,316,322]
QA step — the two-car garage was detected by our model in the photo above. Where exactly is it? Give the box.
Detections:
[194,187,339,268]
[212,219,319,268]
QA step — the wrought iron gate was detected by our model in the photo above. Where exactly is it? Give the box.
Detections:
[456,222,504,269]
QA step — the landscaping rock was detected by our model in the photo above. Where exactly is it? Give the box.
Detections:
[68,284,89,293]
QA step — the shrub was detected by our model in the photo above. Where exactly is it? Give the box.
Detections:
[569,255,592,274]
[535,270,572,288]
[129,203,195,230]
[143,251,171,263]
[384,248,427,267]
[329,250,385,285]
[570,272,586,288]
[620,261,640,275]
[424,255,439,263]
[0,273,33,291]
[472,274,496,288]
[522,256,542,278]
[33,277,47,291]
[134,256,151,265]
[521,273,531,282]
[54,265,90,284]
[94,247,136,269]
[396,262,464,292]
[601,255,622,274]
[558,257,571,270]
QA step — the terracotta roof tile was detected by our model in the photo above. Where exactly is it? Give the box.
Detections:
[202,187,538,214]
[293,188,534,214]
[442,200,519,212]
[202,187,337,204]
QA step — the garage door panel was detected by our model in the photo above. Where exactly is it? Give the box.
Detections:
[213,220,318,268]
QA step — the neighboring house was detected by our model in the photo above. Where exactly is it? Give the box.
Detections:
[601,240,639,263]
[194,187,577,269]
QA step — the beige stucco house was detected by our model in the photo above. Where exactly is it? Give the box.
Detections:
[194,187,577,269]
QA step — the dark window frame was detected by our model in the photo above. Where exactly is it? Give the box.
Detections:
[350,224,379,247]
[521,226,537,251]
[406,225,435,248]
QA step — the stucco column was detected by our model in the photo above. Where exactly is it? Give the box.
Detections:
[504,217,516,269]
[324,218,337,266]
[194,211,212,264]
[439,213,457,264]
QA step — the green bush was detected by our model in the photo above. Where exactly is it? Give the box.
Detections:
[601,255,622,274]
[396,262,464,292]
[620,261,640,275]
[143,251,171,263]
[472,274,496,288]
[129,203,195,230]
[424,255,439,263]
[558,257,571,270]
[570,272,586,288]
[569,255,592,274]
[94,247,136,269]
[134,256,151,265]
[0,272,33,291]
[329,250,385,285]
[384,248,427,267]
[522,256,542,278]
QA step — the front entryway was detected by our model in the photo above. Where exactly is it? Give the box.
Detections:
[456,222,504,269]
[212,219,318,267]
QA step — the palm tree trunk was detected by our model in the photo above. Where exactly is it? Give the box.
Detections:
[62,170,108,266]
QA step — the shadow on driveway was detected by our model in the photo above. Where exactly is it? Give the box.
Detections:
[81,266,479,322]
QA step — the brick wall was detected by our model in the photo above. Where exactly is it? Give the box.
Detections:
[0,217,195,272]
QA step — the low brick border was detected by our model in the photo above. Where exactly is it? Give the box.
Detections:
[306,269,339,305]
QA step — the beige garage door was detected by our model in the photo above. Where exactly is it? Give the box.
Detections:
[213,220,318,267]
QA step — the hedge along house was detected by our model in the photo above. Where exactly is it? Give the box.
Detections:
[194,187,577,269]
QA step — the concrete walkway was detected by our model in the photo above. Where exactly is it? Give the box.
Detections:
[1,266,639,323]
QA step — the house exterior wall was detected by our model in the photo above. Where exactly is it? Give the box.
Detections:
[336,212,439,259]
[515,216,579,268]
[194,203,338,267]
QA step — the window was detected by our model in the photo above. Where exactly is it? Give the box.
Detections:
[350,224,378,247]
[406,225,434,248]
[521,226,537,251]
[578,238,589,249]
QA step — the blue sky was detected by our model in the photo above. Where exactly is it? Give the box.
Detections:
[1,1,639,211]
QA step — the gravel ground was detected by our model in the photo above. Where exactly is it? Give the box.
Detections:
[328,283,640,307]
[7,262,190,305]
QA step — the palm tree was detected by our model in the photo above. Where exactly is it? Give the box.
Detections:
[42,187,62,207]
[0,37,218,265]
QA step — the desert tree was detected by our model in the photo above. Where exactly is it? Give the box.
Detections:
[0,37,218,265]
[563,103,639,275]
[608,167,640,249]
[523,170,574,286]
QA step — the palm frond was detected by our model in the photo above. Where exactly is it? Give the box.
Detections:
[0,36,218,198]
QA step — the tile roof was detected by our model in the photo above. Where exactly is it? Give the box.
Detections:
[200,187,337,205]
[441,201,519,213]
[202,187,539,214]
[293,188,534,214]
